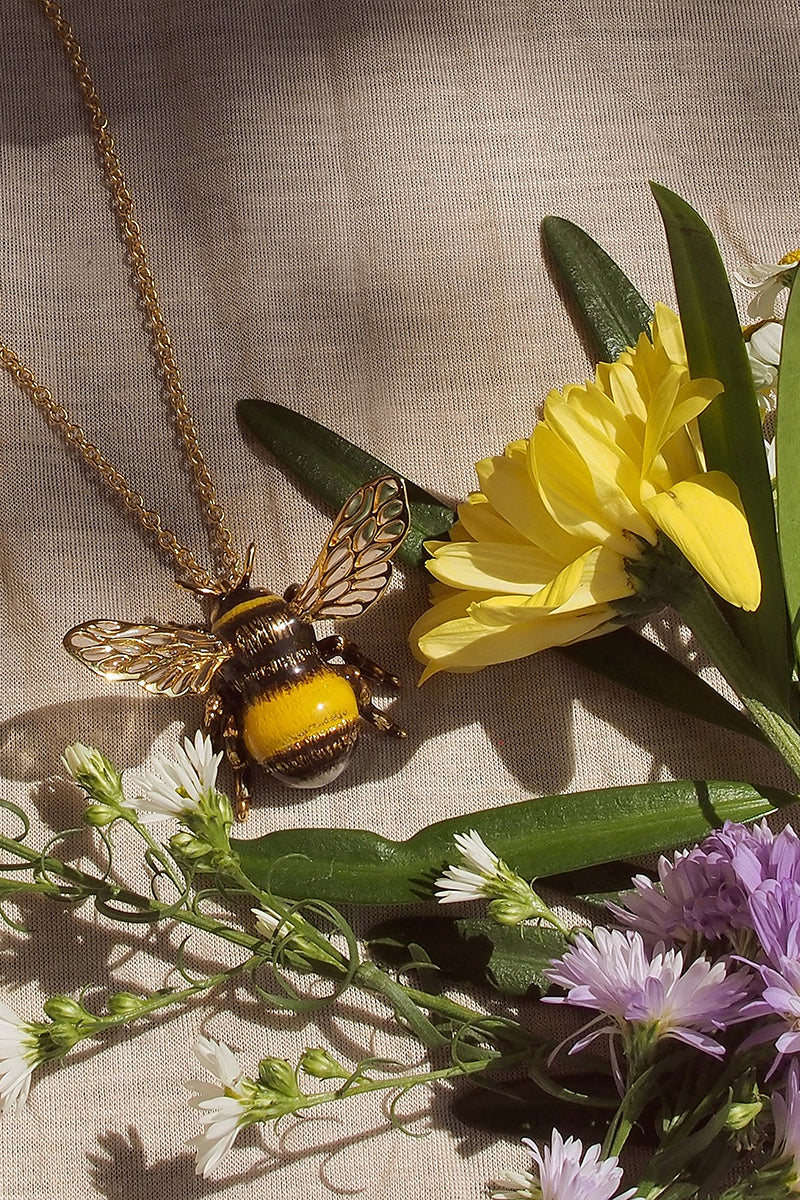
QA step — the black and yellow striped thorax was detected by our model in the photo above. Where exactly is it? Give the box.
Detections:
[211,590,360,786]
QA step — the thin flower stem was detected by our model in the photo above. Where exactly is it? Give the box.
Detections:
[602,1061,660,1159]
[283,1052,529,1122]
[401,986,538,1050]
[1,833,536,1059]
[676,573,800,781]
[0,832,265,952]
[119,810,186,894]
[352,961,454,1051]
[83,968,251,1038]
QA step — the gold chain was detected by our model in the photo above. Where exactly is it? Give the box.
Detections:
[0,0,241,593]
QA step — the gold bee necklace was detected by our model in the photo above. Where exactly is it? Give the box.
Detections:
[1,0,410,818]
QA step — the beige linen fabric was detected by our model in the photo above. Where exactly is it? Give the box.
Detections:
[1,0,798,1195]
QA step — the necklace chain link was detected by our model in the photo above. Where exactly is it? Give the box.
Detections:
[0,0,241,592]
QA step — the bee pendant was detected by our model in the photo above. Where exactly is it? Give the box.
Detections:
[64,476,410,819]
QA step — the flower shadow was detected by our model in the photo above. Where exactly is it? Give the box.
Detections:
[87,1125,251,1199]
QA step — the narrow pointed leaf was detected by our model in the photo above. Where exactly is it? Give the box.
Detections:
[237,398,455,567]
[232,779,796,906]
[368,916,566,996]
[563,627,762,743]
[777,277,800,666]
[651,183,792,708]
[541,215,653,361]
[452,1077,621,1140]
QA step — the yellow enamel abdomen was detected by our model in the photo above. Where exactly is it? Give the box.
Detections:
[241,669,359,764]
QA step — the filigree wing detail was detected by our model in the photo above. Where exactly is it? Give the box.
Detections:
[289,475,410,620]
[63,620,231,697]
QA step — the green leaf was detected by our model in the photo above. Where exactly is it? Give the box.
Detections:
[231,779,796,906]
[368,916,566,997]
[651,183,793,709]
[541,215,653,361]
[777,277,800,666]
[452,1076,629,1141]
[563,627,762,744]
[237,399,455,568]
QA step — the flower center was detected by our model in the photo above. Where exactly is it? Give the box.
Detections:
[779,249,800,266]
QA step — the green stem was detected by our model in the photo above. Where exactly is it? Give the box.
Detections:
[122,810,187,895]
[676,573,800,782]
[3,832,537,1060]
[0,832,265,952]
[278,1050,531,1125]
[353,961,454,1051]
[402,986,539,1050]
[602,1061,659,1159]
[228,856,536,1055]
[85,970,245,1036]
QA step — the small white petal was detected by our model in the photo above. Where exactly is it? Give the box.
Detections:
[186,1037,252,1177]
[192,1034,243,1087]
[252,907,282,938]
[453,829,501,875]
[130,732,222,819]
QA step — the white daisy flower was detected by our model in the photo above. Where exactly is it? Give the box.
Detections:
[435,830,504,902]
[187,1035,255,1178]
[0,999,43,1116]
[744,320,782,482]
[746,320,783,399]
[435,830,568,929]
[133,731,223,819]
[252,906,283,939]
[736,255,799,319]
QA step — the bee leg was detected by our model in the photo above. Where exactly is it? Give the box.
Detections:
[202,691,226,742]
[317,635,400,690]
[205,692,251,820]
[222,726,252,821]
[232,769,252,823]
[340,665,407,739]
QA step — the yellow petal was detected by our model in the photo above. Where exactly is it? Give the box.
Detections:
[425,540,566,594]
[642,364,721,473]
[652,302,687,366]
[471,546,634,623]
[531,424,652,553]
[544,389,655,538]
[414,603,620,679]
[456,494,530,545]
[477,450,596,562]
[644,471,761,610]
[408,587,491,664]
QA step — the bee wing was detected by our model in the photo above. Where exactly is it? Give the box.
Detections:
[63,620,231,697]
[289,475,410,620]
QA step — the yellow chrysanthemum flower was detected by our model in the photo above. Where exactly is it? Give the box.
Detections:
[410,304,761,682]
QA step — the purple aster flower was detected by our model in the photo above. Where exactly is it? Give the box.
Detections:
[609,821,799,957]
[773,1060,800,1184]
[739,955,800,1076]
[544,928,754,1063]
[747,877,800,965]
[730,822,800,893]
[491,1129,642,1200]
[607,846,750,949]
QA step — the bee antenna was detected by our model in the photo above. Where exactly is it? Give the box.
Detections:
[234,544,256,590]
[175,576,221,598]
[176,545,256,599]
